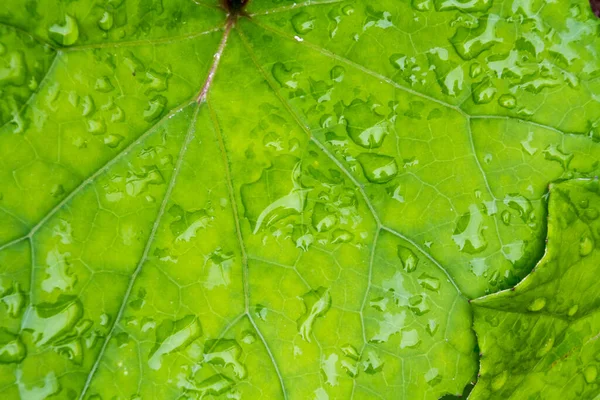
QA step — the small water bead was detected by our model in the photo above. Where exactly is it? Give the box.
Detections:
[397,245,418,272]
[291,11,316,35]
[98,11,114,31]
[543,144,573,169]
[452,204,488,254]
[143,95,167,122]
[584,366,598,383]
[95,76,114,93]
[424,368,441,386]
[528,298,546,312]
[579,234,594,257]
[472,78,497,104]
[344,99,392,149]
[498,94,517,109]
[362,351,384,374]
[48,15,79,46]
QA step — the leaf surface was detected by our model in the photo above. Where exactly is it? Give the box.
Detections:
[472,179,600,399]
[0,0,598,399]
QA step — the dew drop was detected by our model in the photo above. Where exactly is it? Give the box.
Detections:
[48,15,79,46]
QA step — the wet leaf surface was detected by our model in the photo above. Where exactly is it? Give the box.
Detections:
[0,0,599,399]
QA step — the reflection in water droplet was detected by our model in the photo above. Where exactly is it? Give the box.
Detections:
[452,204,488,254]
[0,329,26,364]
[144,95,167,121]
[291,11,315,35]
[203,339,247,378]
[472,78,496,104]
[418,273,440,291]
[527,298,546,312]
[396,245,418,272]
[48,15,79,46]
[585,366,598,383]
[0,282,26,318]
[297,287,331,342]
[427,48,464,96]
[98,11,114,31]
[362,351,384,374]
[95,76,114,93]
[322,353,339,386]
[498,94,517,109]
[344,99,392,148]
[148,315,202,370]
[424,367,441,386]
[357,153,398,184]
[400,329,420,349]
[371,312,406,343]
[126,167,164,197]
[450,15,502,60]
[16,369,60,399]
[543,145,573,169]
[22,296,83,347]
[580,234,594,257]
[177,373,234,398]
[503,194,534,224]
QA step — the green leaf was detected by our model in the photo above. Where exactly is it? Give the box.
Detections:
[0,0,598,399]
[472,179,600,399]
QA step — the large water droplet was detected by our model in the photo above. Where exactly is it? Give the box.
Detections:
[0,329,26,364]
[148,315,202,370]
[48,15,79,46]
[452,204,488,254]
[357,153,398,184]
[291,11,315,35]
[203,339,247,378]
[297,287,331,342]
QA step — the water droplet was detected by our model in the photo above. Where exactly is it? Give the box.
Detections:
[48,15,79,46]
[148,315,202,370]
[498,94,517,109]
[0,282,26,318]
[412,0,432,11]
[0,51,27,87]
[81,95,95,117]
[95,76,114,93]
[450,15,502,60]
[427,48,464,96]
[452,204,488,254]
[297,287,331,342]
[543,145,573,169]
[86,118,106,135]
[501,210,511,225]
[291,11,315,35]
[503,194,534,224]
[16,370,60,399]
[241,156,309,234]
[341,344,359,360]
[584,366,598,383]
[126,167,164,197]
[397,245,418,272]
[536,334,554,358]
[409,295,430,315]
[322,353,339,386]
[330,65,345,82]
[331,229,354,244]
[580,234,594,257]
[43,248,76,293]
[168,204,211,242]
[357,153,398,184]
[98,11,114,31]
[344,99,392,149]
[203,339,247,378]
[426,319,438,336]
[472,78,496,104]
[424,368,441,386]
[22,296,83,346]
[311,202,338,232]
[417,273,440,291]
[272,62,302,90]
[362,351,384,374]
[0,329,26,364]
[143,95,167,122]
[104,134,124,148]
[144,68,171,93]
[371,312,406,343]
[433,0,492,12]
[400,329,420,349]
[178,373,234,397]
[568,304,578,317]
[527,298,546,312]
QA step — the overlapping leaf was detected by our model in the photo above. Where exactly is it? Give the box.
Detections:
[0,0,599,399]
